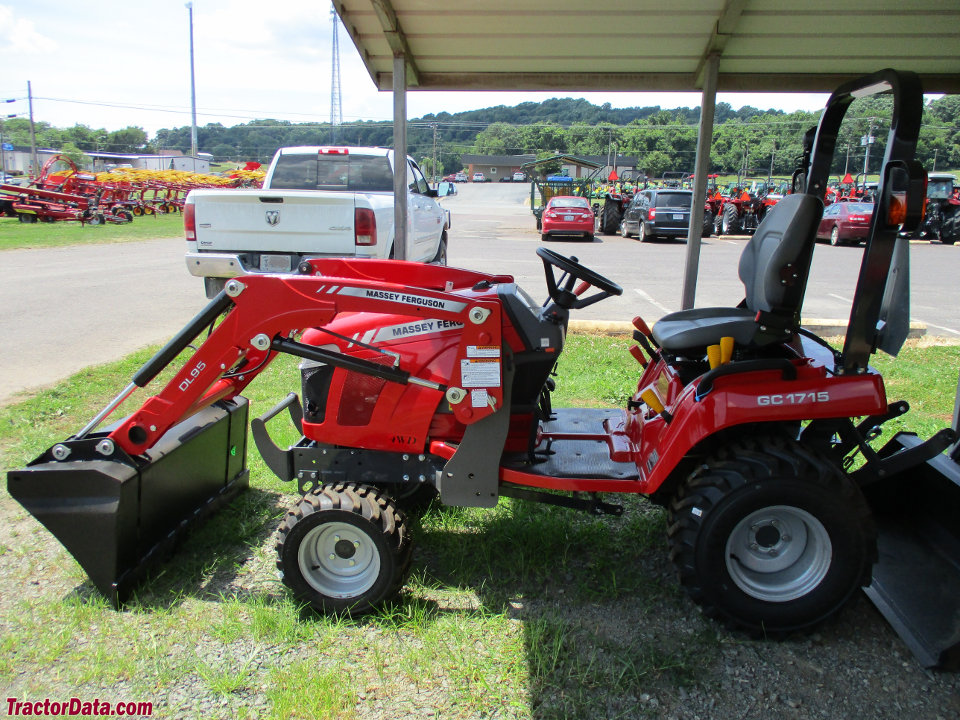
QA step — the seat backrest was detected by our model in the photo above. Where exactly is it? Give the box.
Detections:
[738,193,824,315]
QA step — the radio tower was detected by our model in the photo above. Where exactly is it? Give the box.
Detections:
[330,7,343,143]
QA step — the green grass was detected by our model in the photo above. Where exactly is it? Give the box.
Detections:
[0,333,957,718]
[0,212,183,251]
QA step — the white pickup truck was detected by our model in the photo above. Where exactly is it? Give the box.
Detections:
[185,146,451,297]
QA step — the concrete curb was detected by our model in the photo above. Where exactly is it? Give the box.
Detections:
[568,318,928,339]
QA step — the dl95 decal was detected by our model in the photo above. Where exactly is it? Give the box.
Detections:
[757,391,829,406]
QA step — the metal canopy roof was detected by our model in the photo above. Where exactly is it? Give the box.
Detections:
[336,0,960,95]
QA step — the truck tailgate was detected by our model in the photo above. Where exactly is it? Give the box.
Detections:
[194,189,357,254]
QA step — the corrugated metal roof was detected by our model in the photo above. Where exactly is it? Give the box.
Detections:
[335,0,960,94]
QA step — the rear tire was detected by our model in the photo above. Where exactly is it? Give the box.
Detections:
[667,435,876,636]
[276,483,413,614]
[18,213,37,223]
[600,199,622,235]
[721,204,741,235]
[829,225,842,246]
[431,235,447,265]
[638,222,648,242]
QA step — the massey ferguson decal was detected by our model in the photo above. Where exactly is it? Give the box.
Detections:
[332,286,467,313]
[371,319,464,343]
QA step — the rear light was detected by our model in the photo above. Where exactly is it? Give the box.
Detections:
[319,147,349,155]
[887,193,907,225]
[355,207,376,246]
[648,208,656,220]
[184,201,196,241]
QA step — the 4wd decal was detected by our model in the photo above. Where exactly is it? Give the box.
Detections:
[372,319,464,343]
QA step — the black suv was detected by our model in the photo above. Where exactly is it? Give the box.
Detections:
[620,188,712,241]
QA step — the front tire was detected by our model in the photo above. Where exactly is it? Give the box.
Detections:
[667,436,876,636]
[277,483,413,614]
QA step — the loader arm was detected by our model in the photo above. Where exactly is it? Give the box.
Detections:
[108,261,507,457]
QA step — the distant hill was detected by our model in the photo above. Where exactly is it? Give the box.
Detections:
[10,95,959,177]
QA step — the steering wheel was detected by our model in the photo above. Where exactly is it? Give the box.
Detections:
[536,247,622,311]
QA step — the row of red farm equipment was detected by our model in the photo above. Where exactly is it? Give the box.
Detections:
[0,155,264,225]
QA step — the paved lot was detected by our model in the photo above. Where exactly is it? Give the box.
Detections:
[0,183,957,404]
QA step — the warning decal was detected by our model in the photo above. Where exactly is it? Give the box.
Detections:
[460,358,501,388]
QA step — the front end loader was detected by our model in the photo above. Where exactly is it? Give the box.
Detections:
[8,69,960,668]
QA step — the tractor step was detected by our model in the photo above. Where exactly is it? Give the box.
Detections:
[863,432,960,669]
[503,408,639,482]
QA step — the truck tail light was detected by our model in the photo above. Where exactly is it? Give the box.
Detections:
[355,207,376,246]
[184,202,196,241]
[320,147,349,155]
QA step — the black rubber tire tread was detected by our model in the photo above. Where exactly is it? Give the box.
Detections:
[431,235,448,265]
[721,203,741,235]
[940,208,959,245]
[666,435,876,637]
[600,200,622,235]
[371,480,438,515]
[276,482,413,614]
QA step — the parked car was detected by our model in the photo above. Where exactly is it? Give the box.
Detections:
[540,195,595,242]
[512,171,526,182]
[472,172,486,183]
[454,172,467,183]
[442,173,458,182]
[620,188,712,241]
[817,201,874,245]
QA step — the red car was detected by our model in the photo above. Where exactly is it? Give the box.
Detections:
[541,195,595,241]
[817,201,874,245]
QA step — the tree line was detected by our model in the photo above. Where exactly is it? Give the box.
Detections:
[3,95,958,178]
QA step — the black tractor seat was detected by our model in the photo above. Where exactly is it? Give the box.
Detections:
[652,193,824,353]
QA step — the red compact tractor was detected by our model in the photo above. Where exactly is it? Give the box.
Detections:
[9,71,960,668]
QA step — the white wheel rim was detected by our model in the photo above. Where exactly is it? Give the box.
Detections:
[298,520,381,599]
[725,505,832,603]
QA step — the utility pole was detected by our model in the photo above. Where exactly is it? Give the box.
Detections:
[330,8,343,143]
[186,3,198,170]
[932,148,938,172]
[768,141,776,182]
[431,123,438,183]
[27,81,38,178]
[861,117,876,192]
[843,143,851,175]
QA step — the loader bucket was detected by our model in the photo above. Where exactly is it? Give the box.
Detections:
[7,397,249,606]
[862,432,960,669]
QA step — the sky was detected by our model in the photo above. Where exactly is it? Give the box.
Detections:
[1,1,838,138]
